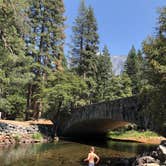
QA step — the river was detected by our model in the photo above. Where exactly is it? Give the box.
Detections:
[0,140,156,166]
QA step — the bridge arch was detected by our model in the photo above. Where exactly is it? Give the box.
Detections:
[58,96,152,137]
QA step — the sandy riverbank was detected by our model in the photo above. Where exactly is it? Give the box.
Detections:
[0,119,53,126]
[111,136,166,144]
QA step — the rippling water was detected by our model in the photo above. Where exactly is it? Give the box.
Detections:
[0,140,156,166]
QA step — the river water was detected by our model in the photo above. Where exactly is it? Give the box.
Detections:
[0,140,156,166]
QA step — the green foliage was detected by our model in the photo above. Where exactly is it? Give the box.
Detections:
[107,74,132,100]
[94,46,113,101]
[31,132,43,140]
[42,72,89,118]
[70,0,87,69]
[24,0,66,119]
[13,134,21,143]
[142,7,166,134]
[108,130,159,139]
[0,1,34,119]
[70,1,99,79]
[80,6,99,79]
[27,0,65,71]
[124,46,143,95]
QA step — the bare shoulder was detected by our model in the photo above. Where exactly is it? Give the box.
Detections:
[94,153,99,158]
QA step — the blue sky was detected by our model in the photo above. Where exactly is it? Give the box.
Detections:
[64,0,165,56]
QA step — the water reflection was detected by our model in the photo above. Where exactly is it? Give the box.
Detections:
[0,143,54,165]
[106,140,156,154]
[0,141,157,166]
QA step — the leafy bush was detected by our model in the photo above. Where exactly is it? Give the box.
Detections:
[31,133,43,140]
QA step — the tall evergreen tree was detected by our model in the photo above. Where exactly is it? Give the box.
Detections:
[124,46,137,76]
[25,0,66,118]
[0,1,33,119]
[136,49,144,92]
[27,0,65,71]
[70,2,99,79]
[109,74,132,99]
[70,0,87,70]
[142,7,166,134]
[124,45,142,94]
[95,45,113,101]
[81,6,99,79]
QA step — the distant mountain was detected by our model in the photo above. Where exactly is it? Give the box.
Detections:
[111,55,127,75]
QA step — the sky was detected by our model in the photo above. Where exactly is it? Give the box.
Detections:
[64,0,166,56]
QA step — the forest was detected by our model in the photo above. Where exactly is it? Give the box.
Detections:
[0,0,165,133]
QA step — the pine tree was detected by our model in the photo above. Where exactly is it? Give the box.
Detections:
[142,7,166,134]
[124,45,142,95]
[0,1,33,119]
[25,0,66,118]
[136,49,144,92]
[109,74,132,99]
[81,6,99,79]
[70,2,99,79]
[27,0,65,71]
[95,45,113,101]
[70,0,87,71]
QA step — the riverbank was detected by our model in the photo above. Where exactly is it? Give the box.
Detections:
[0,119,53,126]
[108,130,166,144]
[0,119,56,146]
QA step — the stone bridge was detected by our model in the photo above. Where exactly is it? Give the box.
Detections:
[58,96,153,137]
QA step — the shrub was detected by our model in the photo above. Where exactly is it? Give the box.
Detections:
[31,133,43,140]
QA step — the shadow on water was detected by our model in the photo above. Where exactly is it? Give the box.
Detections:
[0,137,157,166]
[62,136,157,155]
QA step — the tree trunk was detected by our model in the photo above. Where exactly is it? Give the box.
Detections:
[25,84,32,120]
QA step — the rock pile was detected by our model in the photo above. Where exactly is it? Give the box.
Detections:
[0,122,55,146]
[0,123,39,135]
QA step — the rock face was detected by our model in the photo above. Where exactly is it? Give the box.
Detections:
[111,55,127,75]
[0,122,55,145]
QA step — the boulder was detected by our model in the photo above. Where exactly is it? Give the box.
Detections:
[135,156,159,166]
[156,140,166,163]
[160,140,166,147]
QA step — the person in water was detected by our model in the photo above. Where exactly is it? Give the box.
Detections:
[84,146,100,166]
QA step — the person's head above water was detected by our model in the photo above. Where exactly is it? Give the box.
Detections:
[90,146,95,152]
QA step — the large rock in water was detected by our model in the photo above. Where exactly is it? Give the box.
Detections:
[135,156,159,166]
[134,140,166,166]
[156,140,166,163]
